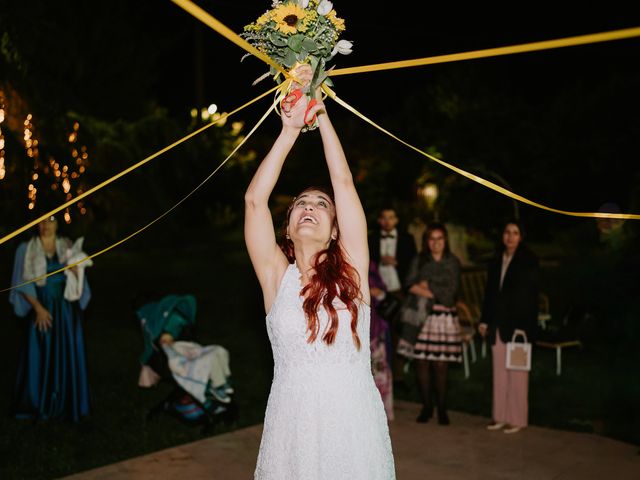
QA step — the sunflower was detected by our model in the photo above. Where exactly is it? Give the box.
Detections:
[325,9,345,32]
[271,2,307,35]
[256,11,271,25]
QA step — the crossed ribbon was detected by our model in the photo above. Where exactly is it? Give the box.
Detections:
[1,0,638,291]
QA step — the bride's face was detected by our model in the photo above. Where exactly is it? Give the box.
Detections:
[287,190,337,246]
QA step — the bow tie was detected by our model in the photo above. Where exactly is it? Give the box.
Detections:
[381,233,396,239]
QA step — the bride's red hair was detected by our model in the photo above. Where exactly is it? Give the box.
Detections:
[280,186,362,349]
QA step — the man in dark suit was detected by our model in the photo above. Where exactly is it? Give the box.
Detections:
[369,207,417,386]
[369,208,416,296]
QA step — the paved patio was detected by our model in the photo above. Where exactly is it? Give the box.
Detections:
[66,400,640,479]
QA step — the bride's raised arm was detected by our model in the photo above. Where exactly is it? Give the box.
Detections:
[316,97,370,301]
[244,79,323,312]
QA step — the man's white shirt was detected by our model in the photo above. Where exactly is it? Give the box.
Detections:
[379,228,402,292]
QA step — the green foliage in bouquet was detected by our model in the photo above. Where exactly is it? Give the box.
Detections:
[242,0,352,93]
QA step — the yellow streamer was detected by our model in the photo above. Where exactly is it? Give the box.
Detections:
[329,27,640,76]
[0,88,288,294]
[5,1,635,256]
[0,84,282,247]
[170,0,306,87]
[178,0,639,220]
[170,0,640,82]
[323,87,639,220]
[171,0,288,77]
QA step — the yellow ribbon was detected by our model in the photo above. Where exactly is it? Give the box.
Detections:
[0,88,288,293]
[171,0,287,77]
[330,27,640,76]
[5,0,636,254]
[170,0,304,86]
[0,84,282,247]
[174,0,639,220]
[323,86,639,220]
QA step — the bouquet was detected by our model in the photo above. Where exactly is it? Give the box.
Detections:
[242,0,352,95]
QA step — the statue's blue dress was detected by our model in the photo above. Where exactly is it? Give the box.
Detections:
[10,242,91,421]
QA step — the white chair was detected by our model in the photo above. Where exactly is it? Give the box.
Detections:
[535,293,582,375]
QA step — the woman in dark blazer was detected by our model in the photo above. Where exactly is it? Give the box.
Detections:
[478,220,538,434]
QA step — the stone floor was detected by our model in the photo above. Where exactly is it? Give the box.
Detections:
[65,401,640,479]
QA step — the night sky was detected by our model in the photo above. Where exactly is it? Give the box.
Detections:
[154,1,640,118]
[145,1,640,215]
[2,1,639,220]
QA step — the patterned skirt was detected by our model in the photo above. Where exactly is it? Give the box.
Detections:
[412,304,462,362]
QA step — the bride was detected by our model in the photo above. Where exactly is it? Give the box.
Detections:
[244,66,395,479]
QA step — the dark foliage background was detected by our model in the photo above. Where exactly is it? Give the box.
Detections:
[0,1,639,477]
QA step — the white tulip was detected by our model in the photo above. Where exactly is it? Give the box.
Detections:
[299,0,310,7]
[317,0,333,16]
[331,39,353,56]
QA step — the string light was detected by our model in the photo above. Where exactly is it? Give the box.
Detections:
[20,115,90,220]
[0,101,90,218]
[24,113,40,210]
[0,90,5,180]
[64,121,90,222]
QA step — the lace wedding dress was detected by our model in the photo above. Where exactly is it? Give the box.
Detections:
[255,263,396,479]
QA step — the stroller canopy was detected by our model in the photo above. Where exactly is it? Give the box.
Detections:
[137,294,197,364]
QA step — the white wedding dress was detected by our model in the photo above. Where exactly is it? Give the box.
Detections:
[255,263,396,479]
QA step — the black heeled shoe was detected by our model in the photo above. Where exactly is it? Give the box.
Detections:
[416,405,433,423]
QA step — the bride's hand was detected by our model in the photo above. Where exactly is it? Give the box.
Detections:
[281,92,325,131]
[290,64,313,90]
[281,64,327,131]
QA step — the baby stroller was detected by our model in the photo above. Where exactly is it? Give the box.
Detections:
[136,294,237,433]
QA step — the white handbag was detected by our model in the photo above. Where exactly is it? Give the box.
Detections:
[506,329,532,371]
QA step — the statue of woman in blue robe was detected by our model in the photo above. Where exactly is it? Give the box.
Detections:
[9,216,91,422]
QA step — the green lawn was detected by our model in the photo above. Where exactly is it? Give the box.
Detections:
[1,230,638,479]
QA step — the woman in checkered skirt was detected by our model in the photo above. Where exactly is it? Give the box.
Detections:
[403,223,461,425]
